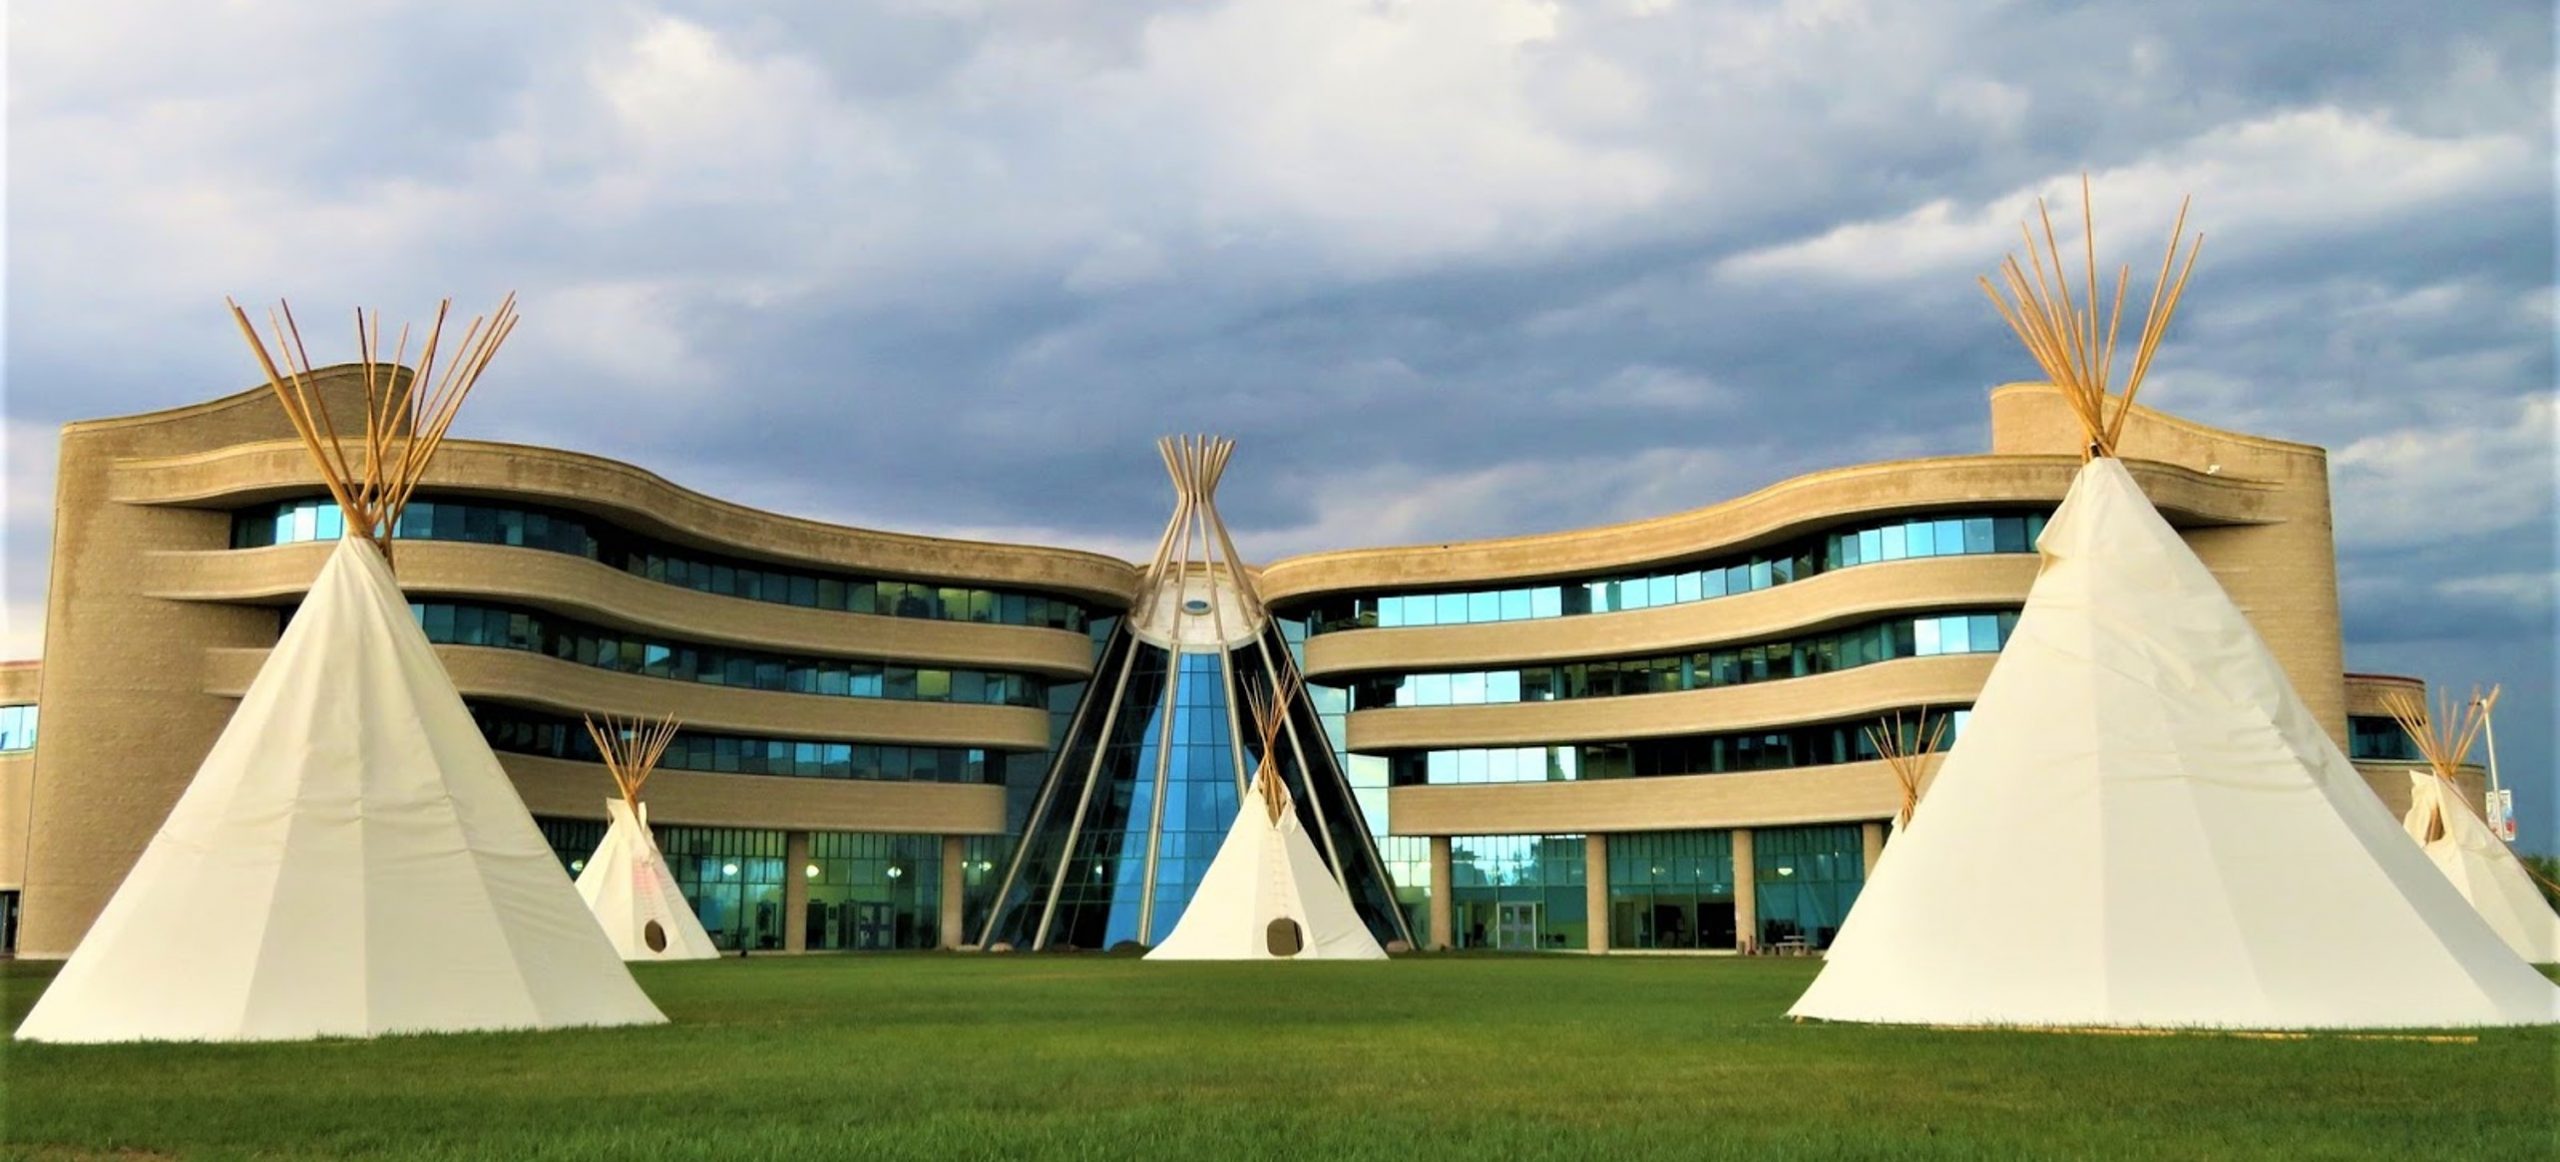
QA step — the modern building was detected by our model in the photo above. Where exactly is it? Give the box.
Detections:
[0,373,2472,958]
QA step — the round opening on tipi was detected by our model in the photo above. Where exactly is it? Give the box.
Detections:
[644,920,668,953]
[1265,918,1304,957]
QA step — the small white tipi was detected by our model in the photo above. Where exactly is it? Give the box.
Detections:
[16,297,663,1042]
[1789,185,2560,1029]
[577,713,721,961]
[2388,688,2560,964]
[1147,687,1387,961]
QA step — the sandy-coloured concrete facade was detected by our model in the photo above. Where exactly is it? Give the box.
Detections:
[4,375,2462,956]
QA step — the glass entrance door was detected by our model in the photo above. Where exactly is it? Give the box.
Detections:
[853,901,895,950]
[1495,902,1539,950]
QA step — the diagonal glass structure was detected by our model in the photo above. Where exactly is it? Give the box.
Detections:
[976,437,1413,951]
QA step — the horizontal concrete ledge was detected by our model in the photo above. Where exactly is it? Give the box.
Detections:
[1301,554,2039,677]
[1258,455,2276,603]
[1388,758,1925,835]
[203,644,1057,751]
[503,751,1008,836]
[145,541,1100,679]
[1346,653,1997,750]
[110,438,1144,608]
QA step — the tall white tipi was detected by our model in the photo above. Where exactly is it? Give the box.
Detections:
[16,298,664,1042]
[577,713,722,961]
[1789,186,2559,1029]
[1148,687,1388,961]
[2387,687,2560,964]
[975,436,1412,953]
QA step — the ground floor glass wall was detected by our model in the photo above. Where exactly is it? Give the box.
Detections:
[664,826,789,951]
[1447,835,1586,950]
[1607,831,1737,950]
[803,833,940,951]
[1751,825,1865,950]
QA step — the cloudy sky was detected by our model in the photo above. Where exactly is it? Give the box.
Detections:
[7,2,2553,843]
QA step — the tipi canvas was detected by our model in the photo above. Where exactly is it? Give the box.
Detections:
[1789,460,2559,1027]
[16,536,666,1041]
[1149,692,1387,961]
[2388,689,2560,964]
[2402,774,2560,964]
[576,713,721,961]
[1788,185,2559,1028]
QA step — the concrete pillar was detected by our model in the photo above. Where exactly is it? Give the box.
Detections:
[939,835,966,949]
[1429,836,1454,951]
[1861,821,1886,878]
[783,830,811,953]
[1584,833,1609,953]
[1731,828,1756,954]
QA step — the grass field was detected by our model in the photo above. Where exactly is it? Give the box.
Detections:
[3,954,2553,1160]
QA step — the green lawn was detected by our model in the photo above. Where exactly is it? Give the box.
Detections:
[2,954,2552,1160]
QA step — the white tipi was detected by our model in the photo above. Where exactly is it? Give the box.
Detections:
[1789,185,2560,1029]
[577,713,721,961]
[975,436,1412,953]
[1148,686,1388,961]
[2387,687,2560,964]
[16,297,663,1042]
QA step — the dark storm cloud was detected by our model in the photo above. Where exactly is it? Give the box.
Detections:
[6,0,2552,837]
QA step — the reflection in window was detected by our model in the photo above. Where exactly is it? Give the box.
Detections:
[1608,830,1736,951]
[1447,835,1586,951]
[2347,715,2426,763]
[233,496,1097,632]
[473,704,1006,783]
[1290,510,2048,634]
[805,833,942,951]
[1388,708,1970,786]
[661,826,788,951]
[1753,825,1866,950]
[1352,610,2018,709]
[0,704,35,752]
[398,599,1047,707]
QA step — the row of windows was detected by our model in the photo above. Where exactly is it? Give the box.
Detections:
[235,497,1101,632]
[1350,611,2018,710]
[0,705,33,752]
[1288,510,2049,634]
[1387,708,1970,785]
[407,600,1048,708]
[2346,715,2425,763]
[476,705,1012,783]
